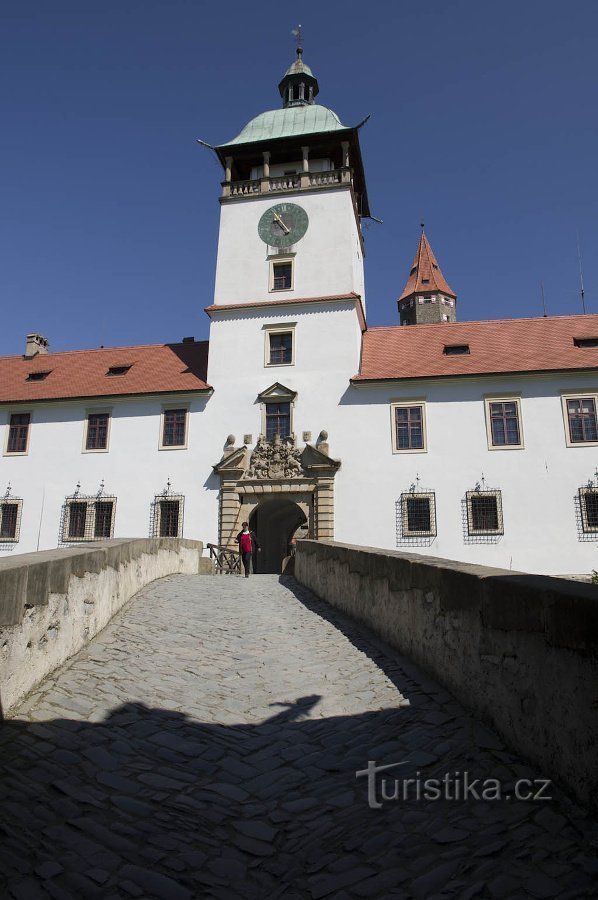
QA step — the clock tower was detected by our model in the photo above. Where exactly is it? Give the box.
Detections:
[202,47,371,566]
[209,46,370,309]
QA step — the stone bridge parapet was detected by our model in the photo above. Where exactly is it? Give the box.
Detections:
[0,538,211,715]
[295,539,598,811]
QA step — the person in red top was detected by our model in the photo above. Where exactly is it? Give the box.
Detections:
[236,522,260,577]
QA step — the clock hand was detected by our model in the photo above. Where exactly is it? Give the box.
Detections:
[273,212,290,234]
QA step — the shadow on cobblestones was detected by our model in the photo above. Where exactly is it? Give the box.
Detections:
[1,573,597,899]
[2,698,598,899]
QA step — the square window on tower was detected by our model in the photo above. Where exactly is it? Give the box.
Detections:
[270,260,293,292]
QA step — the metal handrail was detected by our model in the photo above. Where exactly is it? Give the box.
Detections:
[207,542,241,575]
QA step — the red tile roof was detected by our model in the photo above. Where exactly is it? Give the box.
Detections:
[353,315,598,382]
[0,341,211,404]
[399,231,456,301]
[205,293,366,331]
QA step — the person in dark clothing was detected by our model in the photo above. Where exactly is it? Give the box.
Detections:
[236,522,260,577]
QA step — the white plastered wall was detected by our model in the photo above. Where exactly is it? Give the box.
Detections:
[332,372,598,576]
[213,187,365,308]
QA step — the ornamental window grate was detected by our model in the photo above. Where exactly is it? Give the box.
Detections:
[59,482,116,545]
[575,472,598,540]
[150,480,185,538]
[462,477,504,544]
[0,485,23,548]
[396,480,436,547]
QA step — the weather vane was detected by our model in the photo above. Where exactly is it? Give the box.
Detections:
[291,24,303,51]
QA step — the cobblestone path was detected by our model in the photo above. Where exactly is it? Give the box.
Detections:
[1,574,597,899]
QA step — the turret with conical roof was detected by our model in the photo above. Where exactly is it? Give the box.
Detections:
[398,227,457,325]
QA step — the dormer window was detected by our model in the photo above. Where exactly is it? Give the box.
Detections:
[574,337,598,348]
[444,344,470,355]
[26,371,51,381]
[106,365,132,376]
[421,279,430,284]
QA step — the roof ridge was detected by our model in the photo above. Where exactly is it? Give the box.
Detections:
[369,313,598,332]
[0,339,209,362]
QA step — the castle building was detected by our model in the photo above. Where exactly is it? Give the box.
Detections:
[1,49,598,577]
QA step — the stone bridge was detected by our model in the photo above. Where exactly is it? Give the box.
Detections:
[0,540,597,898]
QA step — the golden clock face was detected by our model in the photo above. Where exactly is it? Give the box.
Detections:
[258,202,309,248]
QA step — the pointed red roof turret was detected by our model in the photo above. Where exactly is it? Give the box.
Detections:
[399,227,456,301]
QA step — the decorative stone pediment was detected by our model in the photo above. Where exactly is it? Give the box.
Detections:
[213,445,248,476]
[257,382,297,403]
[301,443,341,473]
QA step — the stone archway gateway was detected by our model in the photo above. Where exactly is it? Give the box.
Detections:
[249,497,306,574]
[213,431,340,571]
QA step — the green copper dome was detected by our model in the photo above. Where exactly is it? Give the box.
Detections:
[220,104,349,147]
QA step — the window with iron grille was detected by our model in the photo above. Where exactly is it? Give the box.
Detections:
[266,402,291,440]
[6,413,31,454]
[487,399,522,447]
[271,261,292,291]
[162,409,187,448]
[269,332,293,365]
[566,397,598,444]
[402,492,436,536]
[150,491,184,538]
[85,413,110,450]
[466,491,503,535]
[579,488,598,533]
[0,501,22,542]
[61,496,116,543]
[159,500,181,537]
[393,404,425,451]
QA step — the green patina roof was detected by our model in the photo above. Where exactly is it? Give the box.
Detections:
[220,104,349,147]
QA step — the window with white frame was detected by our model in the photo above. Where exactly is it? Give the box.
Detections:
[5,412,31,455]
[269,258,294,292]
[391,402,427,452]
[160,407,189,449]
[150,483,184,538]
[61,485,116,543]
[84,411,111,451]
[0,495,22,543]
[484,397,523,449]
[562,395,598,445]
[466,490,503,536]
[264,323,295,367]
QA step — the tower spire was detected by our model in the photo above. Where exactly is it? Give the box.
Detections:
[279,32,319,108]
[397,227,457,325]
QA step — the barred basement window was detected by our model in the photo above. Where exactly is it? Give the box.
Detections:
[0,498,22,543]
[402,492,436,537]
[579,487,598,533]
[150,483,184,538]
[60,485,116,543]
[466,490,503,536]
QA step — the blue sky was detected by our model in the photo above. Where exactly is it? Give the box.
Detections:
[1,0,597,355]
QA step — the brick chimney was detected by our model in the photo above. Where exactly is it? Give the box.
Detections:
[24,333,49,359]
